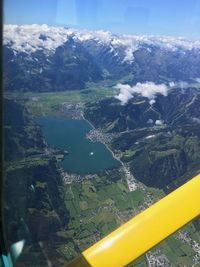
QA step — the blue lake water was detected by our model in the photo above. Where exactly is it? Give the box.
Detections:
[37,116,120,174]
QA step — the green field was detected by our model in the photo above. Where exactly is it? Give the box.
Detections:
[61,168,163,256]
[61,168,200,266]
[5,88,200,266]
[7,86,118,116]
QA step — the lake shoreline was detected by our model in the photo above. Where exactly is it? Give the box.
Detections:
[82,115,121,163]
[82,114,138,191]
[37,115,120,174]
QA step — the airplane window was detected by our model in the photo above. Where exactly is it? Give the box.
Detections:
[2,0,200,266]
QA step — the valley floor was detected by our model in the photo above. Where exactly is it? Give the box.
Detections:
[4,87,200,267]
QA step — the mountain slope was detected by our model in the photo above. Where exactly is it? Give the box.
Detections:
[4,99,74,266]
[4,37,102,92]
[4,24,200,92]
[84,87,200,189]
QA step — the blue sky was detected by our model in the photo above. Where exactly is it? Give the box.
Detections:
[4,0,200,38]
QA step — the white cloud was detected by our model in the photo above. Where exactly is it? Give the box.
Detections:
[155,120,163,126]
[195,78,200,83]
[123,47,135,62]
[169,81,175,87]
[147,119,154,124]
[115,84,134,105]
[169,81,192,89]
[191,117,200,123]
[4,24,72,54]
[4,24,200,60]
[149,99,156,105]
[145,135,156,139]
[115,82,168,105]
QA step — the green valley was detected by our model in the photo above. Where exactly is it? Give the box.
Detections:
[4,85,200,266]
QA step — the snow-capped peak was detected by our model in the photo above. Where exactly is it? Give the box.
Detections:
[4,24,74,54]
[4,24,200,61]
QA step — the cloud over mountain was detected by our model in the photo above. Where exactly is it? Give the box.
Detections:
[4,24,200,60]
[4,24,200,92]
[115,82,168,105]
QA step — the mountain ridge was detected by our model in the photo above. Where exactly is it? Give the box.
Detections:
[4,24,200,92]
[4,24,200,57]
[84,87,200,190]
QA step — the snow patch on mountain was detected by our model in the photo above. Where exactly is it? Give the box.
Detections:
[4,24,200,60]
[4,24,74,54]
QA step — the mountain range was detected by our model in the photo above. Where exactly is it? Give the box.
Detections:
[4,24,200,92]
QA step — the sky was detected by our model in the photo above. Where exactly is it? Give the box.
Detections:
[4,0,200,38]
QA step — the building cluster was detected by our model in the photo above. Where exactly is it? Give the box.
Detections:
[61,102,84,119]
[146,251,171,267]
[86,128,116,144]
[178,230,200,265]
[61,170,97,184]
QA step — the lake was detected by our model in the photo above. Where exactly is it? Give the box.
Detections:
[37,116,120,174]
